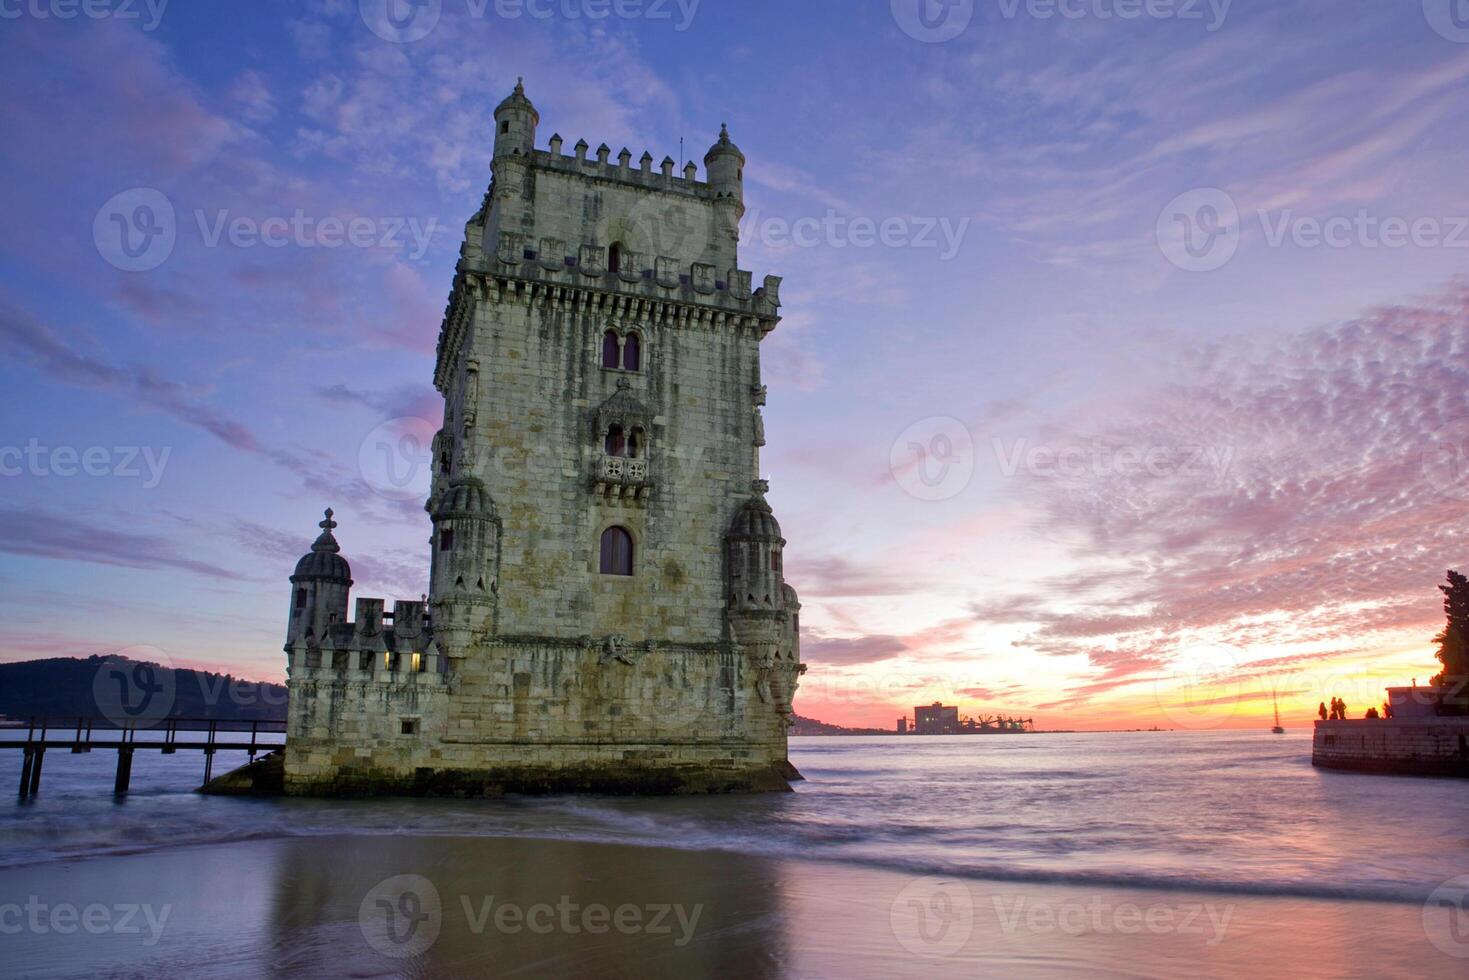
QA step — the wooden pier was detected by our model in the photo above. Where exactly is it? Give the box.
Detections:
[3,716,286,798]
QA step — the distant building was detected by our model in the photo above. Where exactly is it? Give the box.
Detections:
[896,718,907,733]
[914,702,960,735]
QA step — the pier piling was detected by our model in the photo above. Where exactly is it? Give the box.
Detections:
[27,747,45,797]
[114,747,135,796]
[19,749,34,799]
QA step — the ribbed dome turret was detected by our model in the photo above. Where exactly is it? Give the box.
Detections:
[729,494,782,542]
[292,509,351,584]
[433,474,496,520]
[704,123,744,164]
[494,77,539,124]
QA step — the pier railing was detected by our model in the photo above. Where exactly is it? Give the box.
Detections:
[1,715,287,798]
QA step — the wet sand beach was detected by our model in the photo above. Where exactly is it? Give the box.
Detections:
[2,833,1462,978]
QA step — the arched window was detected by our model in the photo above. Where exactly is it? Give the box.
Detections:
[601,330,620,369]
[622,332,641,372]
[627,428,641,459]
[599,526,633,576]
[604,424,626,457]
[608,242,622,274]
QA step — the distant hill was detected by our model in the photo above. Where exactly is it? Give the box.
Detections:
[790,713,892,736]
[0,656,287,723]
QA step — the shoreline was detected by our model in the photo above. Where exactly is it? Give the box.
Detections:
[1,833,1461,978]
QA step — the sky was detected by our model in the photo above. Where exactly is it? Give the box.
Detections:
[2,0,1468,731]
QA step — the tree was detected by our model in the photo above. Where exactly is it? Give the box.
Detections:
[1432,570,1469,714]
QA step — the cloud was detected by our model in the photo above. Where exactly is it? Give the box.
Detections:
[802,633,909,667]
[0,301,262,452]
[979,281,1469,698]
[0,506,240,580]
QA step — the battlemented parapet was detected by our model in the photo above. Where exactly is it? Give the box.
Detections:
[282,81,805,797]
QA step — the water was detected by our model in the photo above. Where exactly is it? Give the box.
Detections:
[2,731,1465,904]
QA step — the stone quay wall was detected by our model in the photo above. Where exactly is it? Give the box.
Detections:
[1311,718,1469,777]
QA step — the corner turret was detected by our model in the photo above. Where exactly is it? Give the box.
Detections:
[493,77,539,161]
[428,471,501,666]
[704,123,745,206]
[287,509,352,647]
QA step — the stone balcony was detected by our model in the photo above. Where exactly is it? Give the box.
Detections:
[594,455,650,505]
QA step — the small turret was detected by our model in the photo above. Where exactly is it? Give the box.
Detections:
[287,509,352,646]
[725,491,784,610]
[493,77,538,161]
[428,472,501,665]
[704,123,745,206]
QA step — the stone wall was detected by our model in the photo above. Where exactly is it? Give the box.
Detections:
[1311,718,1469,777]
[283,640,793,796]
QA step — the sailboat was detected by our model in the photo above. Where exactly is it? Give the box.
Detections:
[1271,689,1285,734]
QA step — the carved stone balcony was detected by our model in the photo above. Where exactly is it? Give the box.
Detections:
[594,455,650,505]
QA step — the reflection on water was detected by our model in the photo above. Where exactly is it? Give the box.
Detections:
[1,731,1465,903]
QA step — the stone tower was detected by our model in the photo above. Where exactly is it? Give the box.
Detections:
[282,80,804,795]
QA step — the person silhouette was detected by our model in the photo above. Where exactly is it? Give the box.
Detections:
[1318,702,1328,721]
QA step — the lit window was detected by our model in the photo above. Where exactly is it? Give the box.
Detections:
[599,526,634,576]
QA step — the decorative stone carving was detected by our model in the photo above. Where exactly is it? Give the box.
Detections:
[691,262,716,294]
[598,633,642,666]
[496,231,524,266]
